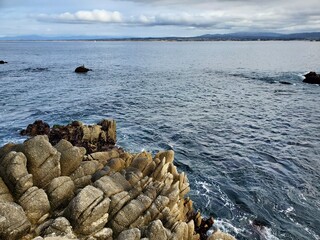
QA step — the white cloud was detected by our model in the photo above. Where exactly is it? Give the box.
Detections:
[40,9,123,23]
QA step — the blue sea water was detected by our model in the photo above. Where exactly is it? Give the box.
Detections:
[0,41,319,239]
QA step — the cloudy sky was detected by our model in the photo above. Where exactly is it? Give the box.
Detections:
[0,0,320,37]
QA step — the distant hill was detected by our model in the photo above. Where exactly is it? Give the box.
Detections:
[1,32,320,41]
[194,32,320,41]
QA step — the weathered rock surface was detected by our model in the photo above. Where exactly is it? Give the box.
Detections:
[23,135,61,188]
[303,71,320,84]
[46,176,75,210]
[0,120,234,240]
[0,177,14,202]
[18,186,50,225]
[55,139,86,176]
[0,201,31,240]
[0,151,33,198]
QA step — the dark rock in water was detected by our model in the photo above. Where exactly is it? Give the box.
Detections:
[75,65,92,73]
[279,81,292,85]
[303,71,320,84]
[20,120,50,136]
[252,217,271,229]
[191,210,215,240]
[0,60,8,64]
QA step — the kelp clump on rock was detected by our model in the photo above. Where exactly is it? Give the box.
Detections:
[0,120,235,240]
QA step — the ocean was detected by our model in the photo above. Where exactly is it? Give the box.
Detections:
[0,41,319,239]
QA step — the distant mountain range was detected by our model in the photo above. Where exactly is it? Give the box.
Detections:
[1,32,320,41]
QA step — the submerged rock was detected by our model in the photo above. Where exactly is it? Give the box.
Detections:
[75,65,92,73]
[303,71,320,84]
[1,120,234,239]
[279,81,292,85]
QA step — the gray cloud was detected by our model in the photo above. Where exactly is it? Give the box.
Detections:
[1,0,319,36]
[37,7,320,33]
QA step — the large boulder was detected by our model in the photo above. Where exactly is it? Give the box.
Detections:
[46,176,75,210]
[0,201,31,240]
[55,139,86,176]
[145,220,168,240]
[23,136,61,188]
[18,186,51,225]
[117,228,141,240]
[70,160,102,189]
[43,217,76,239]
[303,71,320,84]
[0,177,14,202]
[0,151,33,198]
[65,185,110,235]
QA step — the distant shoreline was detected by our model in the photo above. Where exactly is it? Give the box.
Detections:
[0,38,319,42]
[1,32,320,42]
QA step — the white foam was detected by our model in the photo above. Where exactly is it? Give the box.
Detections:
[214,218,243,236]
[259,227,280,240]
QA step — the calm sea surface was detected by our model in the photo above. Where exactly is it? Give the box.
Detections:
[0,41,319,239]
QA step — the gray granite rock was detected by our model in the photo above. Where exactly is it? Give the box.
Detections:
[0,201,31,240]
[23,136,61,188]
[55,139,86,176]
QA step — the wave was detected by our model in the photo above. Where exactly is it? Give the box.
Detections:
[22,67,49,72]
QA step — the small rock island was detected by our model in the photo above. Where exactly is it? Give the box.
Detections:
[0,120,235,240]
[303,71,320,84]
[75,65,92,73]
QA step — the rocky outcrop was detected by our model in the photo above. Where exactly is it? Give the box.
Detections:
[20,120,50,136]
[75,65,92,73]
[0,120,234,240]
[20,120,117,154]
[0,60,8,64]
[303,71,320,84]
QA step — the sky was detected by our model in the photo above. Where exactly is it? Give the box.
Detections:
[0,0,320,37]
